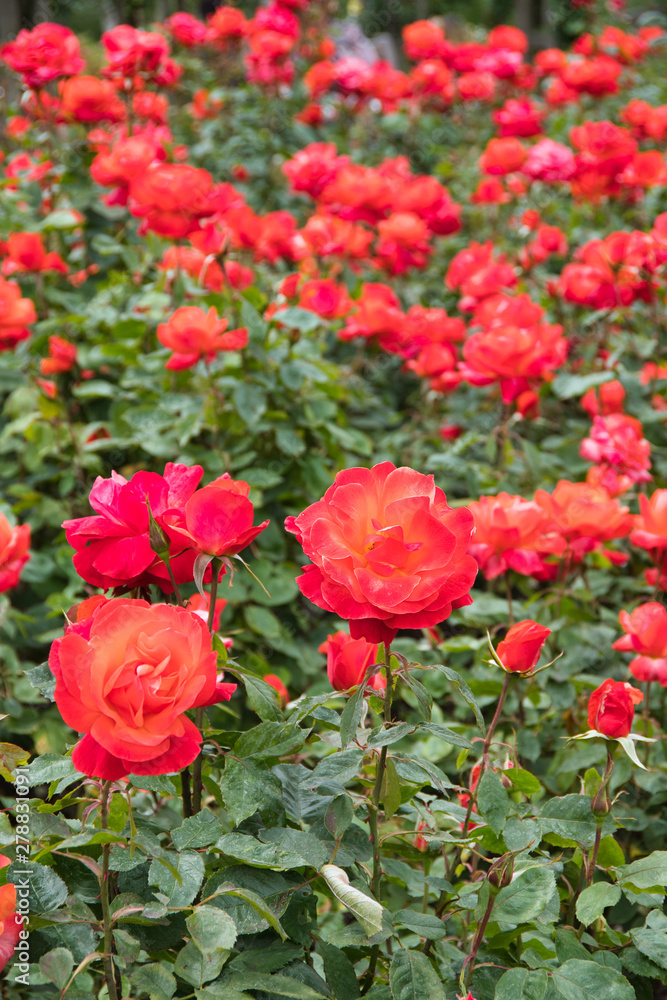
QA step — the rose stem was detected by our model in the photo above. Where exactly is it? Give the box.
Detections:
[192,557,222,814]
[586,751,614,888]
[361,641,394,995]
[100,780,120,1000]
[181,769,193,819]
[482,673,511,764]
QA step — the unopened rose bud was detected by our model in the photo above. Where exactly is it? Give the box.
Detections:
[147,504,170,559]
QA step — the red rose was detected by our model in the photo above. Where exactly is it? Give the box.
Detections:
[319,631,383,692]
[157,306,248,370]
[0,514,30,594]
[286,462,477,643]
[0,276,37,352]
[613,603,667,683]
[587,678,643,738]
[49,598,235,780]
[62,462,204,591]
[264,673,290,707]
[0,23,85,88]
[164,474,269,558]
[496,620,551,673]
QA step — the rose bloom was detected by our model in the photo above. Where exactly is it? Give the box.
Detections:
[297,279,352,319]
[319,631,384,692]
[187,593,227,632]
[2,233,67,277]
[0,855,20,973]
[165,12,209,47]
[457,71,496,102]
[0,276,36,352]
[493,98,544,138]
[207,6,248,45]
[479,137,527,176]
[157,306,248,371]
[587,678,643,738]
[467,493,564,581]
[163,474,269,558]
[579,414,652,487]
[534,480,631,561]
[40,335,77,375]
[402,20,447,61]
[496,620,551,673]
[129,164,216,240]
[102,25,171,79]
[613,603,667,684]
[286,462,477,644]
[49,598,235,780]
[338,283,404,347]
[0,513,30,593]
[90,135,159,206]
[581,380,626,418]
[63,462,205,591]
[59,76,126,124]
[264,673,289,707]
[521,139,576,183]
[0,22,85,87]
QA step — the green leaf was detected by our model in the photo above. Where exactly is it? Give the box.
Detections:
[210,884,288,940]
[394,909,445,940]
[39,948,74,990]
[504,768,541,797]
[9,860,67,913]
[278,306,325,332]
[551,960,634,1000]
[418,723,473,750]
[240,297,268,343]
[319,942,361,999]
[232,671,283,722]
[495,968,548,1000]
[131,962,177,1000]
[630,909,667,970]
[149,851,205,907]
[172,810,224,851]
[432,664,486,732]
[174,939,227,988]
[576,883,622,925]
[321,864,384,937]
[381,758,401,821]
[324,795,354,839]
[187,906,237,960]
[616,851,667,892]
[220,973,327,998]
[551,370,614,400]
[216,833,305,870]
[23,753,79,788]
[233,722,306,761]
[221,759,284,826]
[340,683,366,749]
[477,767,509,835]
[260,829,329,870]
[403,672,433,721]
[493,866,557,924]
[233,382,267,427]
[539,795,611,849]
[389,949,446,1000]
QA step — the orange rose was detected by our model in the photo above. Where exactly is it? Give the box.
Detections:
[49,598,234,780]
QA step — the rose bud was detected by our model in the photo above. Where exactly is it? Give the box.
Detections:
[318,631,385,693]
[587,678,643,739]
[496,620,551,674]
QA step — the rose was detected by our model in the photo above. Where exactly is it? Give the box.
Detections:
[0,23,85,88]
[612,603,667,683]
[319,631,384,692]
[496,620,551,673]
[157,306,248,370]
[286,462,477,643]
[62,462,204,591]
[264,674,290,707]
[164,474,269,558]
[49,598,235,780]
[587,678,643,738]
[0,855,20,973]
[0,513,30,594]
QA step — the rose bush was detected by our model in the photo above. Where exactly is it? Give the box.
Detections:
[1,6,667,1000]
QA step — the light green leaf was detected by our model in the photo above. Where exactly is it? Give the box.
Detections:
[172,810,224,851]
[187,906,237,960]
[495,968,548,1000]
[477,767,509,835]
[321,864,384,937]
[493,866,557,924]
[39,948,74,990]
[394,909,445,940]
[551,960,634,1000]
[616,851,667,892]
[576,883,621,926]
[174,939,227,988]
[131,962,177,1000]
[149,851,204,907]
[9,861,67,913]
[389,949,446,1000]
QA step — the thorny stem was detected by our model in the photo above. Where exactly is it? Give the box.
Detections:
[482,674,511,762]
[100,781,120,1000]
[181,768,192,819]
[361,643,394,995]
[192,558,222,814]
